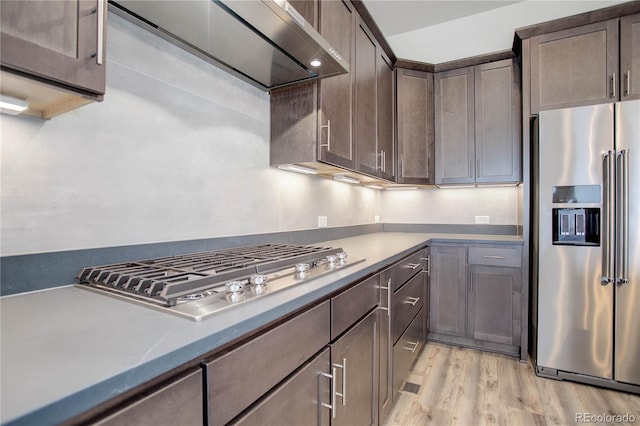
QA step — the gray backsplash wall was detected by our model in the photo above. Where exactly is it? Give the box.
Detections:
[0,13,382,257]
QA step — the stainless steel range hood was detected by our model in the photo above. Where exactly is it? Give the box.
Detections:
[109,0,349,91]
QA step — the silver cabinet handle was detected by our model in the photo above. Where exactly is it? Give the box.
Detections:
[379,278,392,316]
[405,296,420,306]
[407,263,421,270]
[333,358,346,406]
[482,255,506,259]
[404,341,419,352]
[611,73,617,98]
[321,120,331,151]
[602,151,614,285]
[320,371,335,419]
[421,256,430,275]
[616,149,629,285]
[625,70,631,96]
[399,159,404,178]
[381,150,386,172]
[97,0,105,65]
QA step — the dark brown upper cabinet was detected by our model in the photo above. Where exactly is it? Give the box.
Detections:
[270,0,356,171]
[354,21,379,176]
[356,20,394,181]
[530,20,619,113]
[376,51,395,181]
[621,13,640,101]
[318,0,356,169]
[435,59,521,185]
[0,0,106,118]
[396,68,435,185]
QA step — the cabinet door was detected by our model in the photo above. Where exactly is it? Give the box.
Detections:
[621,13,640,101]
[355,20,379,176]
[318,0,355,169]
[331,309,378,426]
[468,265,521,346]
[429,245,467,337]
[435,67,475,185]
[396,68,435,185]
[377,51,395,181]
[94,370,203,426]
[233,349,331,426]
[530,19,619,113]
[475,59,521,184]
[0,0,106,94]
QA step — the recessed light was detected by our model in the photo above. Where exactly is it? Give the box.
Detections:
[310,59,322,67]
[334,174,360,184]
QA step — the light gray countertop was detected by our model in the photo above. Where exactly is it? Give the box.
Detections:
[0,232,522,425]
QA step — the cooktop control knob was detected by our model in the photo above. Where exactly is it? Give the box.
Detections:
[249,274,268,294]
[336,252,348,264]
[326,255,337,264]
[250,274,268,286]
[295,263,310,273]
[225,281,245,302]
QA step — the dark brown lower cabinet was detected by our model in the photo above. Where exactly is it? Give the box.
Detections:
[378,268,393,422]
[233,349,331,426]
[94,369,204,426]
[427,244,523,357]
[330,309,379,426]
[468,265,521,346]
[392,308,424,397]
[205,301,331,426]
[428,245,467,337]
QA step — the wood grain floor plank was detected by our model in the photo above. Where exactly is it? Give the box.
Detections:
[383,343,640,426]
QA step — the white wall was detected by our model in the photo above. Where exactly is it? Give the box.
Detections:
[0,13,521,257]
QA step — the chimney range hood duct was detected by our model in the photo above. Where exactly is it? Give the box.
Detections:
[109,0,349,91]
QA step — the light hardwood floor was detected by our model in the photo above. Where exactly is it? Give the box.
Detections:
[384,343,640,426]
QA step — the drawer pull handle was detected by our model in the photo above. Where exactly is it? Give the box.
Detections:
[379,279,391,317]
[482,255,506,259]
[320,371,335,419]
[405,296,420,306]
[404,341,420,352]
[333,358,347,406]
[407,263,421,270]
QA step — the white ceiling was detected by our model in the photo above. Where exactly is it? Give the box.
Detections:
[361,0,629,63]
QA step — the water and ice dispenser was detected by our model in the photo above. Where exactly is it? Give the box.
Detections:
[552,208,600,245]
[551,185,601,246]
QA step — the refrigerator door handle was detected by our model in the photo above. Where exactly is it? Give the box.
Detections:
[616,149,629,285]
[602,151,615,285]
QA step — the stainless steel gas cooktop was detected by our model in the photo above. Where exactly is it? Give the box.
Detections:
[76,243,364,321]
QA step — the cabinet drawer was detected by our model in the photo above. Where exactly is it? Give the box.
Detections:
[393,250,425,291]
[332,274,379,339]
[205,301,330,426]
[393,273,424,344]
[468,245,522,267]
[95,369,203,426]
[393,308,424,397]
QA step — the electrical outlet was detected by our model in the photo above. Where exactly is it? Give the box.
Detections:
[475,216,490,224]
[374,215,380,224]
[318,216,328,228]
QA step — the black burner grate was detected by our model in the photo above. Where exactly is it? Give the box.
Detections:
[77,244,341,305]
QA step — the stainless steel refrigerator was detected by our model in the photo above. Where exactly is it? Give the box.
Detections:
[534,99,640,392]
